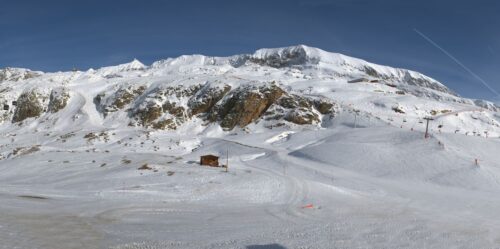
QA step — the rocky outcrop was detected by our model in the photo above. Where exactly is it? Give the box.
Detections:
[111,85,146,110]
[282,95,319,125]
[151,118,177,130]
[12,90,45,122]
[125,82,336,130]
[392,105,406,114]
[363,66,380,78]
[215,84,285,129]
[313,99,336,115]
[188,83,231,115]
[131,85,200,129]
[151,101,188,130]
[264,94,338,126]
[135,103,163,125]
[249,46,317,68]
[264,94,318,125]
[6,79,338,129]
[48,88,70,113]
[95,85,146,116]
[285,110,319,125]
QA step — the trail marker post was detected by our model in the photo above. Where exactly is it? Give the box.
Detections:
[225,148,229,172]
[424,117,434,139]
[353,110,360,128]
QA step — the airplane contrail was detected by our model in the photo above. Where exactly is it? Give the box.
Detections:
[414,28,500,98]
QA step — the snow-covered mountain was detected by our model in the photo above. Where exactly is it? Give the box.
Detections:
[2,46,500,248]
[0,45,498,136]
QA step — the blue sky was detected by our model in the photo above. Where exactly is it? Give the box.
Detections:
[1,0,499,102]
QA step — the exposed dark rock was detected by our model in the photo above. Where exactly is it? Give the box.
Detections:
[12,90,44,122]
[216,84,285,129]
[138,164,152,170]
[93,93,105,111]
[112,85,146,110]
[392,106,406,114]
[363,66,380,78]
[279,95,319,125]
[131,85,200,129]
[152,118,176,130]
[348,78,370,83]
[313,99,335,115]
[262,92,334,126]
[162,101,187,120]
[96,85,146,116]
[136,103,163,125]
[249,46,319,68]
[278,94,312,109]
[48,88,70,113]
[188,83,231,115]
[155,85,201,99]
[285,109,319,125]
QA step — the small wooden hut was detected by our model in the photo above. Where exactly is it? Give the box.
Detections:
[200,155,219,167]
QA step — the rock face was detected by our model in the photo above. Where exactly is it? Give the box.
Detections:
[281,95,319,125]
[250,46,310,68]
[12,90,45,123]
[48,88,70,113]
[264,94,335,125]
[130,85,200,129]
[188,83,231,116]
[313,99,335,115]
[95,85,146,116]
[110,86,146,110]
[215,84,285,129]
[153,101,187,130]
[87,81,338,130]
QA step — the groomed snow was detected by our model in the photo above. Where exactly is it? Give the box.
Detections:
[1,116,500,248]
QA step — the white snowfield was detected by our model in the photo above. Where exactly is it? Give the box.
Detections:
[1,45,500,249]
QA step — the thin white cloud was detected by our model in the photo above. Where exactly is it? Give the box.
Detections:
[414,28,500,99]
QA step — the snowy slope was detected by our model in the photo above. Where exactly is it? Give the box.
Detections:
[0,45,500,249]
